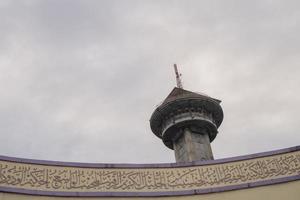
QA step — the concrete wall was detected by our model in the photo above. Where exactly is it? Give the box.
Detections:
[0,146,299,199]
[1,181,299,200]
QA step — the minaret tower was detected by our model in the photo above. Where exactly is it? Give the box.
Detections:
[150,64,223,162]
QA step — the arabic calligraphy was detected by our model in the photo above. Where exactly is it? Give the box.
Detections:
[0,151,299,192]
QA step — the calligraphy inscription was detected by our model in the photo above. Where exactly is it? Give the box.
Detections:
[0,151,299,193]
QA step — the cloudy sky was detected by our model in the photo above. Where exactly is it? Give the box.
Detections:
[0,0,299,164]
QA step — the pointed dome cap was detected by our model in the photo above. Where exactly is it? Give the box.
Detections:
[161,87,221,106]
[150,87,224,142]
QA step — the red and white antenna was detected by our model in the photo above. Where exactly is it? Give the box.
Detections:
[173,64,183,88]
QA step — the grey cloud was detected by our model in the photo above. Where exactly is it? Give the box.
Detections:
[0,0,299,163]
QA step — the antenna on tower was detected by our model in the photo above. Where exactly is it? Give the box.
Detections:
[173,64,183,89]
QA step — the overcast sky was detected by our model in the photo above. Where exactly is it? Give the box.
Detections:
[0,0,299,164]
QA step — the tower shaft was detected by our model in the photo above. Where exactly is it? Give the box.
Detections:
[173,127,214,162]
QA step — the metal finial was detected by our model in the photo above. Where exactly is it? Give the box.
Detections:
[173,64,183,88]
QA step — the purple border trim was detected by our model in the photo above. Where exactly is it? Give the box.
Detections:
[0,175,299,197]
[0,145,299,169]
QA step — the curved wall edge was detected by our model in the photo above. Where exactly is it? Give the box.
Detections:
[0,145,299,168]
[0,176,299,197]
[0,145,299,197]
